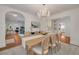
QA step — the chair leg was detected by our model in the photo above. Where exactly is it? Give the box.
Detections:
[51,47,57,54]
[30,50,35,55]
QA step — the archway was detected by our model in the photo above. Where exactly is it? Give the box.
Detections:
[5,11,25,45]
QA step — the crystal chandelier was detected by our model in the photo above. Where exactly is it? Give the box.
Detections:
[37,4,50,17]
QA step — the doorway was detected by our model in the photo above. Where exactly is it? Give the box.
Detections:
[5,11,25,47]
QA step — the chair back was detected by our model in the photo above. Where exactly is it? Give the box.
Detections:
[50,34,59,45]
[40,35,50,54]
[41,35,50,49]
[50,34,61,54]
[14,32,21,44]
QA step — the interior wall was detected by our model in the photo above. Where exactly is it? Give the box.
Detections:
[0,6,6,47]
[51,17,71,36]
[51,8,79,45]
[0,5,39,48]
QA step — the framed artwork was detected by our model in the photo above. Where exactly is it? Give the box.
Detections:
[31,21,40,28]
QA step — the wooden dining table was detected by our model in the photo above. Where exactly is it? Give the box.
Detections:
[22,35,45,54]
[22,33,53,54]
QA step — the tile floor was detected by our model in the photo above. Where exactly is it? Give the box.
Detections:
[0,43,79,55]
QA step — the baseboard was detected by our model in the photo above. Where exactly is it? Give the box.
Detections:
[70,43,79,47]
[0,44,6,48]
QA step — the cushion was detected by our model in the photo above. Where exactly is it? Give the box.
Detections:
[32,46,48,55]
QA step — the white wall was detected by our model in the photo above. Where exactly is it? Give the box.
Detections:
[25,15,39,32]
[51,8,79,45]
[0,7,6,47]
[0,5,39,48]
[52,17,71,36]
[40,17,51,32]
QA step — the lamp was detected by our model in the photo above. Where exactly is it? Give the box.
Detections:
[37,4,50,17]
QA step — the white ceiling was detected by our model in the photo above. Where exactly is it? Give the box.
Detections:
[4,4,79,16]
[6,11,25,22]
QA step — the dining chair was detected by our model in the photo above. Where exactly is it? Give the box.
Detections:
[14,32,21,45]
[50,34,61,54]
[31,35,50,55]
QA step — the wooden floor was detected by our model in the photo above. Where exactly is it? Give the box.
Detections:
[0,43,21,51]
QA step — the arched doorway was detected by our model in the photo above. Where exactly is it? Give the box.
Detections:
[5,11,25,46]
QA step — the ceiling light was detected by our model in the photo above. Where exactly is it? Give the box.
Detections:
[37,4,50,17]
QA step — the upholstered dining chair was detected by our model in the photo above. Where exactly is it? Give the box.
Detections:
[50,34,61,54]
[31,35,50,55]
[14,32,21,45]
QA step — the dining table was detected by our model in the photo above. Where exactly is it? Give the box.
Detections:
[21,33,53,54]
[22,35,44,49]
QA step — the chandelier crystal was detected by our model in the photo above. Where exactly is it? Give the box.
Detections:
[37,4,50,17]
